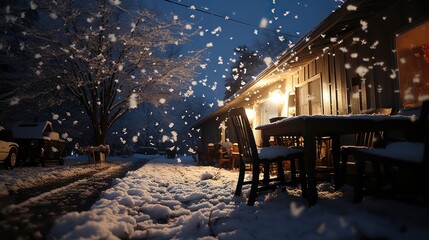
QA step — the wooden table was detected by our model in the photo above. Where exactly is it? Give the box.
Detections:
[256,114,414,206]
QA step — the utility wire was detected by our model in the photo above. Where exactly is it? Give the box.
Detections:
[163,0,300,39]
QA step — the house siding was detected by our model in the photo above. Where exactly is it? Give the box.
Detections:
[193,0,429,153]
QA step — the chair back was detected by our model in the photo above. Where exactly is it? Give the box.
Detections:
[231,143,239,154]
[228,107,259,164]
[356,108,393,147]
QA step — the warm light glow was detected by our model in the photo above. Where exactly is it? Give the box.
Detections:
[270,90,284,104]
[245,108,255,120]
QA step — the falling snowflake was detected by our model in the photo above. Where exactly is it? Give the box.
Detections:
[263,57,272,66]
[217,100,224,107]
[259,17,268,28]
[218,56,223,64]
[360,20,368,31]
[109,0,121,6]
[347,5,358,11]
[370,41,379,49]
[355,66,369,77]
[129,93,138,109]
[9,97,20,106]
[339,47,348,53]
[162,135,170,143]
[52,113,59,120]
[108,34,117,42]
[62,133,69,139]
[403,87,415,101]
[211,26,222,35]
[30,1,38,10]
[50,13,58,19]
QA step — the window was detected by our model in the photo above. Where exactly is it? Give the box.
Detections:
[260,98,281,123]
[296,74,322,115]
[396,19,429,107]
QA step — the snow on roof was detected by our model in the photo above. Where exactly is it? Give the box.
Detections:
[12,121,55,139]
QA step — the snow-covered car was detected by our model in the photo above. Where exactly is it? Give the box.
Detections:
[0,126,19,169]
[12,121,65,166]
[135,147,159,155]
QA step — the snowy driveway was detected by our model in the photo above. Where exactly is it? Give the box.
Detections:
[0,155,151,239]
[48,156,429,240]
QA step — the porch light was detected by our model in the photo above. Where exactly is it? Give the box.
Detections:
[269,90,284,105]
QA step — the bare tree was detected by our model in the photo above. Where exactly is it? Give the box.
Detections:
[0,0,203,145]
[224,45,265,100]
[223,32,289,101]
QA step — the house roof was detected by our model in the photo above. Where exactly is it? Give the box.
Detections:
[12,121,55,139]
[192,0,399,129]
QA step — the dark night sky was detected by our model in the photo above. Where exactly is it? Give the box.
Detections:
[143,0,341,109]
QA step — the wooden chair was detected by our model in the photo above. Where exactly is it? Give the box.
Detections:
[230,143,240,169]
[352,100,429,203]
[228,107,306,206]
[218,145,232,169]
[206,143,215,166]
[337,108,392,188]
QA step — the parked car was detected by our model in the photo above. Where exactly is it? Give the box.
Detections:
[12,121,66,166]
[135,147,159,155]
[0,126,19,169]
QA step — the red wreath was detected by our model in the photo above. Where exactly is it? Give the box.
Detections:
[422,43,429,64]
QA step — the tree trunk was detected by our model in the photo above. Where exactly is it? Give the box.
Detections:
[92,122,107,146]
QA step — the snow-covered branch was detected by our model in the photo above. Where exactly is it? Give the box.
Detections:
[0,0,203,144]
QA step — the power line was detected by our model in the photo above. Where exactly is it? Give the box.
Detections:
[163,0,300,39]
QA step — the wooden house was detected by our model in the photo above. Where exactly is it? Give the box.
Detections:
[192,0,429,163]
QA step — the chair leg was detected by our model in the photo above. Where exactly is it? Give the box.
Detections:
[263,162,270,185]
[234,162,246,196]
[372,161,384,191]
[248,163,261,206]
[354,158,365,203]
[290,159,297,186]
[277,161,286,187]
[298,157,307,198]
[336,152,348,189]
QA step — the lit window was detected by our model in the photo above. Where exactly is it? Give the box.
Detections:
[296,74,322,115]
[396,19,429,107]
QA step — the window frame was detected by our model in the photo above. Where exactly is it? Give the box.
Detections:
[295,73,323,115]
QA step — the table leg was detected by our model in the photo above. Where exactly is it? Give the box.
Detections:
[331,135,342,189]
[261,133,270,147]
[304,134,318,206]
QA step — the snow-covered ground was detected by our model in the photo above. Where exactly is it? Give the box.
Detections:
[0,155,152,196]
[38,155,429,240]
